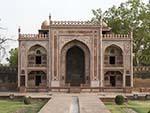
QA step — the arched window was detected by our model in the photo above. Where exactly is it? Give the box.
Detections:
[35,50,42,64]
[28,45,47,67]
[104,45,123,66]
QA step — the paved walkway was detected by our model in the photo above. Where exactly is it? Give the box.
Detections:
[79,95,110,113]
[38,94,111,113]
[38,95,72,113]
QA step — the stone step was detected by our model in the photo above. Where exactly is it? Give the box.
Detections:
[103,88,123,92]
[26,88,48,92]
[69,87,81,93]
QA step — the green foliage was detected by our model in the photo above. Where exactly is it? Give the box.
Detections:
[91,0,150,66]
[6,48,18,67]
[145,95,150,100]
[148,110,150,113]
[115,95,124,105]
[105,101,150,113]
[91,8,103,24]
[23,96,31,105]
[0,99,47,113]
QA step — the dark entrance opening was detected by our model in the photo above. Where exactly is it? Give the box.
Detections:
[35,75,41,86]
[110,76,116,86]
[109,56,115,64]
[66,46,85,86]
[36,56,41,64]
[20,76,25,86]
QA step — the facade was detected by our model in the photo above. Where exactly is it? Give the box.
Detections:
[18,16,133,92]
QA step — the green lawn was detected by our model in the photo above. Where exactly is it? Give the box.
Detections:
[0,99,47,113]
[105,100,150,113]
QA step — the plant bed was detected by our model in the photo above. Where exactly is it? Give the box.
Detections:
[104,100,150,113]
[0,98,48,113]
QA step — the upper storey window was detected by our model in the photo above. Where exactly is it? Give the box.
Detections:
[104,45,123,66]
[35,50,42,64]
[28,45,47,67]
[109,56,115,64]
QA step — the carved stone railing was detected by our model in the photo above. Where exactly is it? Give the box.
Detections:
[51,21,97,26]
[28,64,47,67]
[103,34,130,39]
[134,66,150,72]
[19,34,48,40]
[0,67,17,73]
[104,64,123,67]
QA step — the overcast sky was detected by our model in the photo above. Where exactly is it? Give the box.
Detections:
[0,0,148,63]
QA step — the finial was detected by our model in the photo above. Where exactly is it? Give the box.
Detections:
[18,26,21,34]
[49,13,51,20]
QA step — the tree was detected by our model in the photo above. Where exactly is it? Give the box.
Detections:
[0,19,17,64]
[0,19,7,63]
[6,48,18,67]
[91,0,150,66]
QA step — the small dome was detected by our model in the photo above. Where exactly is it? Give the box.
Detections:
[41,20,49,28]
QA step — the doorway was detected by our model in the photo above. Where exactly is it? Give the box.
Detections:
[66,46,85,86]
[110,76,116,86]
[35,75,41,86]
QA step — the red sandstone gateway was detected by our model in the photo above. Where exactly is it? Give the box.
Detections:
[18,15,133,92]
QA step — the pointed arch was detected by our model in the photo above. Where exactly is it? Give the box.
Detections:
[104,44,123,66]
[28,44,47,67]
[60,39,90,86]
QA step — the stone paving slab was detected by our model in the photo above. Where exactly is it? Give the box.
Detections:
[38,95,72,113]
[79,95,111,113]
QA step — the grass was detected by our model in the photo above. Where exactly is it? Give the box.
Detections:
[0,99,48,113]
[105,100,150,113]
[128,101,150,113]
[105,102,126,113]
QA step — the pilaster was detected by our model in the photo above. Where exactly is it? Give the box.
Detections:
[130,30,133,87]
[123,69,126,87]
[48,14,51,87]
[100,19,103,87]
[18,32,21,87]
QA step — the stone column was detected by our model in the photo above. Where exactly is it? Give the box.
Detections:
[123,69,126,87]
[48,15,51,88]
[130,30,133,87]
[25,43,28,88]
[91,31,100,87]
[100,20,103,87]
[18,33,21,87]
[51,22,60,87]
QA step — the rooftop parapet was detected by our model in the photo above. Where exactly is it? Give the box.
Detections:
[51,21,107,26]
[41,20,108,29]
[134,66,150,72]
[19,34,48,40]
[103,34,130,40]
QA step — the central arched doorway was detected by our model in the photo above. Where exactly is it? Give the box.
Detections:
[60,40,90,87]
[66,46,85,86]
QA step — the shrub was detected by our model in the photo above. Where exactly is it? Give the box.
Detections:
[9,94,15,100]
[23,96,31,105]
[115,95,124,105]
[133,94,138,100]
[145,95,150,100]
[148,110,150,113]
